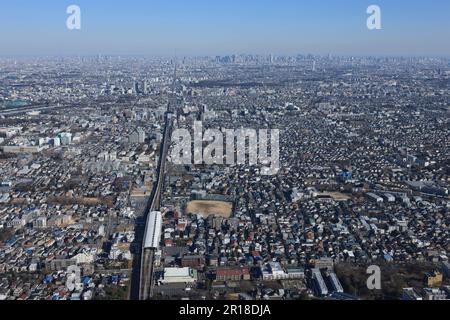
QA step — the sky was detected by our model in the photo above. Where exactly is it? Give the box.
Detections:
[0,0,449,56]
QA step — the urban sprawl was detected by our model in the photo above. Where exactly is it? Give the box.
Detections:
[0,55,449,301]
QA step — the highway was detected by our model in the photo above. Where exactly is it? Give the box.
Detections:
[0,104,59,116]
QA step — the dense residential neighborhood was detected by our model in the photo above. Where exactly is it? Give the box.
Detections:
[1,55,449,300]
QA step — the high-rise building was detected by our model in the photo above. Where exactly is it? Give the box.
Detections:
[59,132,72,145]
[52,137,61,147]
[143,80,149,94]
[129,128,146,144]
[137,128,146,143]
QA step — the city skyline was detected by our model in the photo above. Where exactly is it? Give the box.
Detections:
[1,0,450,56]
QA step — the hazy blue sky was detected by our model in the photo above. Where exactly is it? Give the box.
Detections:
[1,0,449,56]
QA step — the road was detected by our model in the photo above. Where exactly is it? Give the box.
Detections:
[0,104,58,116]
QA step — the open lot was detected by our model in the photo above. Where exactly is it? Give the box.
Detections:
[186,200,233,218]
